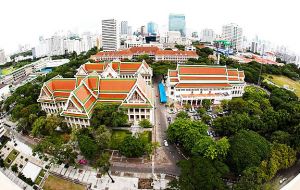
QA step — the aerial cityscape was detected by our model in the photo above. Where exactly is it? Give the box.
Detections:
[0,0,300,190]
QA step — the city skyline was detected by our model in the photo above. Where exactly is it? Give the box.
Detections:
[0,0,299,55]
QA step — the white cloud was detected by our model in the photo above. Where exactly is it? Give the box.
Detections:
[0,0,299,54]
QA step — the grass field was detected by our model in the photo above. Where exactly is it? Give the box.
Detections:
[265,75,300,97]
[1,66,15,75]
[43,175,85,190]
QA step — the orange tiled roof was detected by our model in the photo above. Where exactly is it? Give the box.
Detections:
[75,84,91,103]
[227,70,239,76]
[179,67,227,75]
[99,79,136,92]
[228,77,239,81]
[53,91,71,97]
[176,83,231,88]
[47,79,76,92]
[95,49,133,57]
[84,96,96,111]
[98,93,127,99]
[86,77,99,90]
[169,71,178,77]
[112,62,141,71]
[84,63,106,72]
[180,76,227,80]
[156,50,198,56]
[239,71,245,78]
[170,78,179,82]
[129,46,159,54]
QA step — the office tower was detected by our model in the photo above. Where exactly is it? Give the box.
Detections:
[141,25,146,36]
[0,49,6,64]
[169,14,186,37]
[121,21,128,35]
[102,19,120,51]
[222,23,243,51]
[127,26,132,36]
[192,32,198,38]
[147,21,158,35]
[200,29,215,43]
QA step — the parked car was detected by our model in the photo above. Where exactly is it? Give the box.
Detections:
[167,117,171,122]
[163,140,169,147]
[279,178,287,184]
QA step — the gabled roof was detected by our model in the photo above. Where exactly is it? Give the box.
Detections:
[156,50,198,57]
[169,70,178,77]
[46,78,76,92]
[180,76,227,80]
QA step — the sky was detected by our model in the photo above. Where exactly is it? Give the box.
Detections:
[0,0,299,54]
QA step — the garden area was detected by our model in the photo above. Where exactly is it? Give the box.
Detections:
[110,129,132,150]
[265,75,300,97]
[1,66,15,75]
[43,175,85,190]
[4,149,19,167]
[34,169,46,185]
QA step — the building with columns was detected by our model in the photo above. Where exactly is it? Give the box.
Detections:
[166,65,245,105]
[37,61,153,128]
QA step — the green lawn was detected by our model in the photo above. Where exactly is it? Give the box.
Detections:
[265,75,300,97]
[1,66,15,75]
[110,129,132,149]
[43,175,85,190]
[35,169,46,185]
[140,131,152,144]
[4,149,19,167]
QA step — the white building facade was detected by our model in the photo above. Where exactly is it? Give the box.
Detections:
[222,23,243,51]
[166,65,246,105]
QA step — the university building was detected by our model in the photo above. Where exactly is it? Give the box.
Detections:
[91,47,198,63]
[166,64,245,105]
[37,61,154,128]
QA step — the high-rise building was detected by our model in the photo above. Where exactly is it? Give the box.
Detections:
[121,21,128,35]
[0,49,6,64]
[127,26,132,36]
[222,23,243,51]
[200,29,215,43]
[169,14,186,37]
[140,25,146,36]
[102,19,120,51]
[147,21,158,35]
[192,32,198,38]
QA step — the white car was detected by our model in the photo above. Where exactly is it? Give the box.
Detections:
[163,140,169,147]
[280,178,287,184]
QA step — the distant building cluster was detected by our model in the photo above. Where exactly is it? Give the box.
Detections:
[32,32,99,58]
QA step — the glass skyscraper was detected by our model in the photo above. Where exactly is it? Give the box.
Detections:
[147,21,158,35]
[169,14,186,37]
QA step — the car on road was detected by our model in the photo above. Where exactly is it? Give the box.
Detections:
[163,140,169,147]
[280,177,287,184]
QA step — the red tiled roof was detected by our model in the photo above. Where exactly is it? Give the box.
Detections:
[179,67,227,75]
[180,76,227,80]
[86,77,99,90]
[176,83,231,88]
[112,62,141,71]
[99,79,136,92]
[156,50,198,56]
[228,77,239,81]
[95,50,133,57]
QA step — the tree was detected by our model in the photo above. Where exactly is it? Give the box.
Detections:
[77,134,98,159]
[11,164,18,173]
[174,44,185,51]
[201,114,211,124]
[95,152,114,183]
[202,99,212,110]
[170,157,229,190]
[31,116,46,137]
[139,119,152,128]
[192,136,230,160]
[119,135,145,157]
[91,104,128,128]
[228,130,271,173]
[93,125,111,150]
[176,111,189,119]
[197,107,206,117]
[270,130,291,145]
